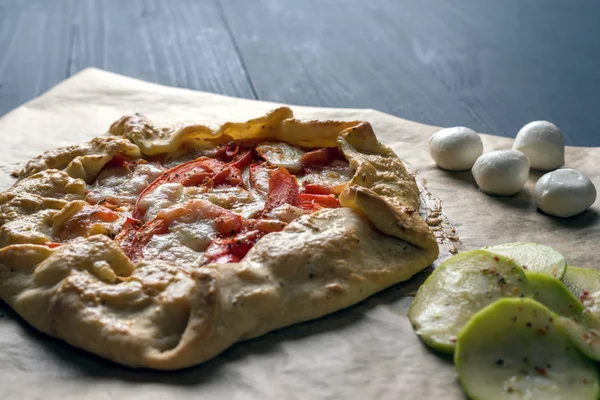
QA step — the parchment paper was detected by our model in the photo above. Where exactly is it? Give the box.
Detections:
[0,68,598,400]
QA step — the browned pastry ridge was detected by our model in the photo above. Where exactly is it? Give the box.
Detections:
[0,107,438,369]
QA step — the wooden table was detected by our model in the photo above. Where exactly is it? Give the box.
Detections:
[1,0,599,145]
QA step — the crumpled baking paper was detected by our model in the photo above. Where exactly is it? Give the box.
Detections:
[0,68,598,399]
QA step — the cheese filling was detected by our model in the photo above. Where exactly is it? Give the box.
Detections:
[57,142,353,265]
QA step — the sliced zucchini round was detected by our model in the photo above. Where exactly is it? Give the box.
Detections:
[526,271,584,318]
[562,266,600,301]
[482,242,566,279]
[556,315,600,362]
[409,250,528,353]
[455,298,599,400]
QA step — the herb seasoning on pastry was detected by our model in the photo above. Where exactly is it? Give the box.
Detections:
[0,107,438,369]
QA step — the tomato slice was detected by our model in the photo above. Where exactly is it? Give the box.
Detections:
[263,167,299,215]
[117,199,244,261]
[114,216,143,251]
[248,163,271,195]
[43,242,63,249]
[230,149,254,170]
[213,145,254,167]
[303,183,334,195]
[132,157,243,220]
[157,199,243,235]
[117,143,345,263]
[103,154,133,169]
[213,144,240,161]
[117,218,169,261]
[260,167,341,215]
[225,145,239,159]
[204,230,264,264]
[297,193,341,210]
[300,147,342,166]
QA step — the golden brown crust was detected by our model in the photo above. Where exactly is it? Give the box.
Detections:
[18,137,141,182]
[336,123,438,253]
[0,107,439,369]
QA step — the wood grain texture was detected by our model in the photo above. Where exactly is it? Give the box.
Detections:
[0,0,73,117]
[0,0,599,145]
[0,0,255,119]
[220,0,600,145]
[67,0,255,99]
[219,0,478,130]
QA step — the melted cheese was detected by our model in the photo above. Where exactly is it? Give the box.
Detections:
[265,204,304,223]
[143,211,218,263]
[87,163,164,205]
[202,186,264,218]
[298,167,353,194]
[142,232,203,264]
[0,210,57,247]
[85,142,350,266]
[169,220,216,251]
[250,166,271,196]
[140,183,185,221]
[256,142,305,174]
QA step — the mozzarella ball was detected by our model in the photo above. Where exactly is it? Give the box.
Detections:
[429,127,483,171]
[513,121,564,170]
[534,168,597,217]
[472,150,530,196]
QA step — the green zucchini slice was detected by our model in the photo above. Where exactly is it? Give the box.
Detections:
[409,250,528,353]
[455,298,599,400]
[482,242,566,279]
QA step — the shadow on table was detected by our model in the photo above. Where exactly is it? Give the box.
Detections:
[438,170,475,186]
[437,169,598,215]
[1,265,436,385]
[541,207,599,229]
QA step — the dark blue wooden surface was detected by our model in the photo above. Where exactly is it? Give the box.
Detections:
[0,0,599,145]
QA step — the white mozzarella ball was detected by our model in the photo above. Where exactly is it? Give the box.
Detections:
[429,127,483,171]
[534,168,597,217]
[513,121,564,171]
[472,150,530,196]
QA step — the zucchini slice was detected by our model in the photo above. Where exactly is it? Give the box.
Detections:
[482,242,566,279]
[409,250,528,353]
[526,271,584,318]
[455,298,599,400]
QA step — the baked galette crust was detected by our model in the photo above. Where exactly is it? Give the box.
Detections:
[0,107,438,369]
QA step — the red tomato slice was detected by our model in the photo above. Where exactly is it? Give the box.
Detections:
[117,218,169,262]
[114,217,143,251]
[303,183,334,195]
[43,242,63,249]
[132,157,242,220]
[213,145,253,167]
[249,163,271,195]
[300,147,341,166]
[225,145,239,159]
[204,230,264,264]
[230,149,254,170]
[117,199,244,261]
[157,199,243,235]
[246,218,287,233]
[103,154,133,169]
[263,167,299,215]
[297,193,341,209]
[213,143,239,161]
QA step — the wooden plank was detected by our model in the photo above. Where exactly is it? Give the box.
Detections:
[67,0,256,99]
[220,0,600,145]
[0,0,73,117]
[1,0,598,146]
[420,0,600,146]
[219,0,478,131]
